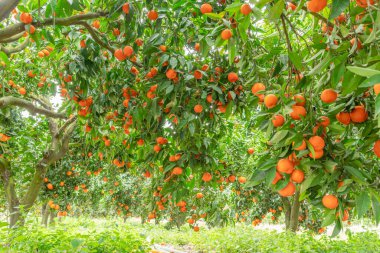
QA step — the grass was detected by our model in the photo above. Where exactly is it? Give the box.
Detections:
[0,217,380,252]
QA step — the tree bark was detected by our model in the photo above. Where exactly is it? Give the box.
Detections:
[289,190,301,232]
[49,210,55,226]
[281,196,291,230]
[42,203,50,227]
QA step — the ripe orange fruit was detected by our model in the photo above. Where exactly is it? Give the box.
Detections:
[307,0,327,13]
[308,149,324,159]
[196,192,204,199]
[114,49,126,61]
[193,226,200,232]
[228,175,236,182]
[172,167,183,175]
[29,25,36,34]
[272,171,282,185]
[228,72,238,82]
[264,94,278,109]
[277,159,294,174]
[336,112,351,125]
[238,176,247,183]
[153,145,161,153]
[290,105,306,120]
[122,3,130,14]
[137,138,144,146]
[356,0,374,7]
[194,104,203,113]
[272,114,285,127]
[92,20,100,29]
[47,183,54,190]
[309,136,325,151]
[247,148,254,154]
[19,87,26,95]
[350,105,368,123]
[293,94,306,106]
[240,4,251,15]
[200,3,213,14]
[202,172,212,182]
[123,46,134,57]
[166,69,177,79]
[373,140,380,158]
[294,140,306,151]
[194,70,202,79]
[251,83,265,95]
[194,43,200,51]
[374,84,380,95]
[147,10,158,20]
[221,29,233,40]
[320,116,330,127]
[291,170,304,183]
[287,2,297,10]
[20,13,33,24]
[322,195,339,209]
[278,182,296,197]
[320,89,338,103]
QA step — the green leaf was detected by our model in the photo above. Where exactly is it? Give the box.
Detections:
[322,209,336,227]
[269,130,288,144]
[0,52,10,65]
[371,191,380,225]
[289,51,304,71]
[71,239,82,249]
[376,95,380,117]
[331,219,342,238]
[329,0,349,20]
[356,191,370,218]
[347,66,380,77]
[358,74,380,88]
[267,0,284,20]
[204,12,225,20]
[344,166,366,183]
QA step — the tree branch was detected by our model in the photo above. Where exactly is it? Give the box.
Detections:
[0,32,24,43]
[0,96,67,119]
[301,6,335,28]
[57,115,77,136]
[74,21,114,53]
[0,0,19,22]
[0,11,108,40]
[0,37,30,55]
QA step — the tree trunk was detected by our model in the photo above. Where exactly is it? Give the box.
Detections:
[281,196,291,230]
[42,203,50,227]
[49,210,55,226]
[289,190,301,232]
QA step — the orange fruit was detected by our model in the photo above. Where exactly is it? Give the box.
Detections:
[309,136,325,151]
[238,176,247,184]
[247,148,254,154]
[350,38,363,50]
[19,87,26,95]
[221,29,233,40]
[322,195,339,209]
[122,3,130,14]
[200,3,213,14]
[194,104,203,113]
[196,193,204,199]
[287,2,297,10]
[194,43,200,51]
[228,175,236,182]
[356,0,374,7]
[194,70,202,79]
[114,49,126,61]
[47,183,54,190]
[294,140,306,151]
[172,167,183,175]
[320,89,338,103]
[202,172,212,182]
[20,13,33,24]
[123,46,134,57]
[293,94,306,106]
[147,10,158,20]
[336,112,351,125]
[272,114,285,127]
[291,170,304,183]
[373,140,380,158]
[308,149,324,159]
[290,105,306,120]
[251,83,265,95]
[228,72,238,82]
[272,171,282,185]
[92,20,100,29]
[240,4,251,15]
[264,94,278,109]
[350,105,368,123]
[320,116,330,127]
[374,84,380,95]
[307,0,327,13]
[278,182,296,197]
[277,159,294,174]
[166,69,177,79]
